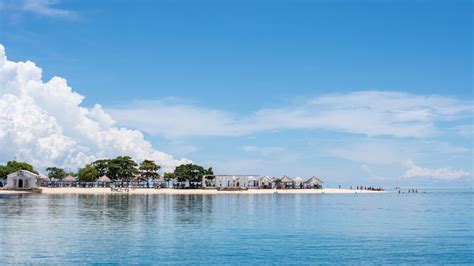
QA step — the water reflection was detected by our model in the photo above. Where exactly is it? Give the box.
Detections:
[0,192,472,264]
[172,195,214,225]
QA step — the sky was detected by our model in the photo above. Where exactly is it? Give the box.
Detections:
[0,0,472,188]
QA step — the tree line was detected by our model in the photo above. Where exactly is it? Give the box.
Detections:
[0,156,213,184]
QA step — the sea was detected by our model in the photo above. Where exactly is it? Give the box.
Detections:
[0,189,472,264]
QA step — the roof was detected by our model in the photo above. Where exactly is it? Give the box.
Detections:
[63,175,76,182]
[280,175,294,183]
[38,174,50,181]
[304,176,324,184]
[97,175,112,183]
[6,170,38,179]
[259,176,272,182]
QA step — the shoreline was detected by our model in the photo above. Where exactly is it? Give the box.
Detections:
[1,187,384,195]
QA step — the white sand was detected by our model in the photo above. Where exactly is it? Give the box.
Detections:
[1,187,383,195]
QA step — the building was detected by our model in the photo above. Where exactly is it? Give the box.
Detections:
[5,170,38,190]
[202,175,260,189]
[279,175,295,189]
[258,176,273,189]
[303,176,324,189]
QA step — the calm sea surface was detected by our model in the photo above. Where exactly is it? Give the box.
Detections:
[0,190,472,264]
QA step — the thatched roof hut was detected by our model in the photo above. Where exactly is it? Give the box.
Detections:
[304,176,324,185]
[97,175,112,183]
[304,176,324,188]
[280,175,294,184]
[37,174,50,181]
[258,176,272,187]
[63,175,75,182]
[63,175,76,182]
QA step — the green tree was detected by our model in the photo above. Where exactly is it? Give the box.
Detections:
[77,164,99,182]
[139,159,160,187]
[163,172,176,181]
[113,156,138,182]
[46,167,68,180]
[173,163,214,183]
[0,160,37,179]
[139,159,160,180]
[91,159,112,177]
[0,165,8,180]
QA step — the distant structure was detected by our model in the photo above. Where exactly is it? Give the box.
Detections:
[202,175,260,189]
[5,170,38,190]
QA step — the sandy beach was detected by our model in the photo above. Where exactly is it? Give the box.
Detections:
[1,187,383,195]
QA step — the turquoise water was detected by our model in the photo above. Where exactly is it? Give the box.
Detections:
[0,191,472,264]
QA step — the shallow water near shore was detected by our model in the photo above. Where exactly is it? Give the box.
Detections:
[0,190,472,264]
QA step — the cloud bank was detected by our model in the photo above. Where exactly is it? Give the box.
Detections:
[402,160,471,181]
[108,92,473,139]
[0,44,190,171]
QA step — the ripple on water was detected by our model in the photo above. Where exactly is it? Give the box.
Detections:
[0,191,472,264]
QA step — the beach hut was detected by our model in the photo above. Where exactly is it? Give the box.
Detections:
[63,175,76,187]
[279,175,295,189]
[258,176,273,189]
[97,175,112,183]
[294,176,304,189]
[97,175,112,187]
[303,176,324,189]
[37,173,50,187]
[5,170,38,190]
[63,175,76,182]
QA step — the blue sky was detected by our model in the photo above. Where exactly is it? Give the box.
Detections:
[0,0,472,187]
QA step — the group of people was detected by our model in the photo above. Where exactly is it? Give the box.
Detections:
[398,188,419,193]
[346,185,384,191]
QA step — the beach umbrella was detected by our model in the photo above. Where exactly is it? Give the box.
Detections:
[97,175,112,183]
[63,175,76,182]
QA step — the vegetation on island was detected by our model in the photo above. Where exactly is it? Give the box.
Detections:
[0,157,213,188]
[0,160,38,179]
[46,167,75,181]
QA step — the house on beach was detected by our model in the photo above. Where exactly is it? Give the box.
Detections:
[303,176,324,189]
[5,170,38,190]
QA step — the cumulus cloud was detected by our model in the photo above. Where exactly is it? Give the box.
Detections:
[402,160,471,181]
[0,44,190,171]
[108,91,473,139]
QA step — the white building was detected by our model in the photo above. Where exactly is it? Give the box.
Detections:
[203,175,260,189]
[5,170,38,190]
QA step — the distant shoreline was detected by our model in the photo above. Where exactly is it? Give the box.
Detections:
[0,187,384,195]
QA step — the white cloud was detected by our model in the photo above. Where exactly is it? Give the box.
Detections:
[0,44,190,171]
[402,160,471,181]
[108,92,472,139]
